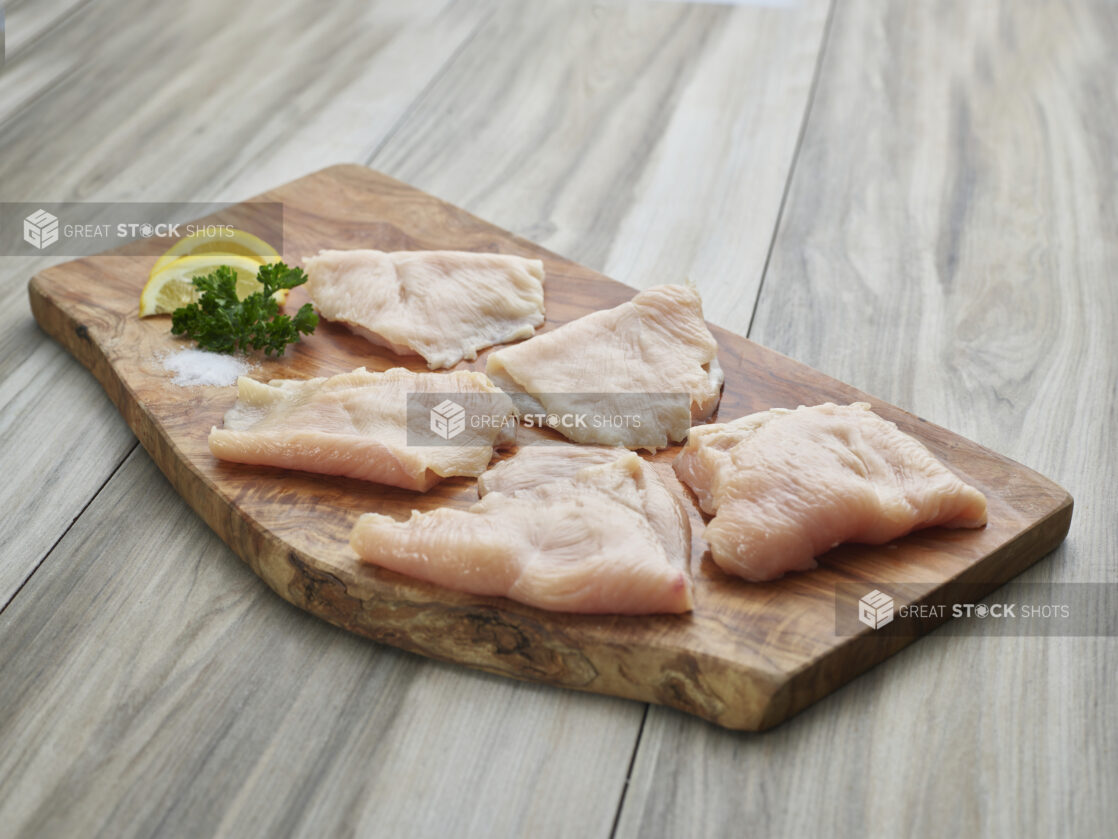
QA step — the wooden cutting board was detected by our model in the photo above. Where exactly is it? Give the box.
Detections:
[28,164,1072,731]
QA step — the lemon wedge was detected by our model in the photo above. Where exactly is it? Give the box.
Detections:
[150,228,280,277]
[139,254,287,317]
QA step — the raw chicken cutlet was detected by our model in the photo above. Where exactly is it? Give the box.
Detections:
[208,367,515,491]
[304,249,546,369]
[485,284,723,451]
[478,445,691,562]
[674,402,988,581]
[350,453,693,614]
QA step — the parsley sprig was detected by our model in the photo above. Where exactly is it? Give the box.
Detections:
[171,262,317,356]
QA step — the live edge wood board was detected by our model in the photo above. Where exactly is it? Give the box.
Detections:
[28,164,1072,731]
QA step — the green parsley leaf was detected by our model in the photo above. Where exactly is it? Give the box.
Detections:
[170,261,317,356]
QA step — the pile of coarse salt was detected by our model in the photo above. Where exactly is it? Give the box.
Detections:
[162,348,252,387]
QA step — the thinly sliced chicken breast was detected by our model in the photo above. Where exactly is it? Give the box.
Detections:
[674,402,988,581]
[304,249,545,369]
[478,445,691,565]
[208,367,515,491]
[351,453,693,614]
[485,284,723,450]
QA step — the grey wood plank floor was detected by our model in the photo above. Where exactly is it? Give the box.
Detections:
[0,0,483,605]
[0,1,829,838]
[1,0,1114,837]
[617,1,1118,837]
[0,449,641,838]
[372,0,830,328]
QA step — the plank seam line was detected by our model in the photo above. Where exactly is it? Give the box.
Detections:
[0,440,138,616]
[745,0,838,339]
[2,0,100,68]
[608,704,650,839]
[363,6,496,168]
[0,62,86,136]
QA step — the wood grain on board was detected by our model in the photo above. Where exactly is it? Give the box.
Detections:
[29,164,1071,730]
